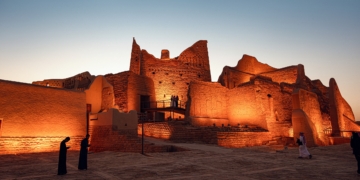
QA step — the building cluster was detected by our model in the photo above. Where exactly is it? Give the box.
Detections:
[0,38,359,154]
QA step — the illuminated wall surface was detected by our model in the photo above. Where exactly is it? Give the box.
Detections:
[188,54,360,146]
[129,39,211,104]
[0,80,86,154]
[1,39,359,154]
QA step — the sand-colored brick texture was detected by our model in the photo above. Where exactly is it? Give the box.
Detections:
[138,122,273,148]
[187,76,293,136]
[129,39,211,106]
[105,71,155,113]
[329,78,360,135]
[186,80,228,126]
[85,75,115,113]
[217,55,298,89]
[90,125,183,153]
[292,89,329,147]
[33,71,94,91]
[0,80,87,154]
[0,80,86,137]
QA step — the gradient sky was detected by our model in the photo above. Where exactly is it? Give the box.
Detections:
[1,0,359,120]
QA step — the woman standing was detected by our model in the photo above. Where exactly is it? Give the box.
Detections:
[351,132,360,175]
[58,137,70,175]
[298,132,312,159]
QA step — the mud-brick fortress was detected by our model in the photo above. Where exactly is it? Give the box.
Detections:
[1,38,359,154]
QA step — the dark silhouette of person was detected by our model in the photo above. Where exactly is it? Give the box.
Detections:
[351,132,360,175]
[171,95,174,107]
[58,137,70,175]
[175,95,179,107]
[78,134,90,170]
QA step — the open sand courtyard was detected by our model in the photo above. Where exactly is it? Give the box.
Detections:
[0,137,358,180]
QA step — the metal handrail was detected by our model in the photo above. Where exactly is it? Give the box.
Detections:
[141,100,186,109]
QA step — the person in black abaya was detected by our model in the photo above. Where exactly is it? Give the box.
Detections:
[351,132,360,175]
[78,134,90,170]
[58,137,70,175]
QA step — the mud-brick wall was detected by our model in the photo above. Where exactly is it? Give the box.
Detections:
[0,136,83,155]
[227,82,263,127]
[138,122,218,144]
[105,72,129,112]
[186,81,229,126]
[141,52,210,105]
[217,67,251,89]
[0,80,86,137]
[90,125,140,152]
[139,40,211,106]
[127,72,155,112]
[217,132,271,148]
[138,122,172,139]
[138,122,272,147]
[260,66,298,85]
[90,125,177,153]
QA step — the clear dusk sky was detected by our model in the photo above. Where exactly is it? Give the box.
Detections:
[1,0,359,120]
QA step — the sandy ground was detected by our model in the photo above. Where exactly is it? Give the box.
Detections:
[0,137,359,180]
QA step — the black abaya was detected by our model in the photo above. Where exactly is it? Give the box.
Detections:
[58,140,68,175]
[78,138,89,170]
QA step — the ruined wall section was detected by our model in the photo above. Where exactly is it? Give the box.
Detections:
[234,54,276,74]
[177,40,211,79]
[32,79,64,88]
[259,65,298,85]
[186,81,229,126]
[105,72,129,112]
[311,79,330,115]
[228,81,263,127]
[140,50,210,105]
[0,80,86,137]
[129,40,211,106]
[127,71,156,112]
[85,76,115,113]
[129,38,141,75]
[228,76,292,133]
[217,66,254,89]
[104,71,155,113]
[329,78,358,135]
[292,89,328,146]
[32,71,94,91]
[187,77,293,135]
[217,54,277,89]
[161,49,170,60]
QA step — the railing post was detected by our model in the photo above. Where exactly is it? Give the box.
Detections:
[141,113,144,155]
